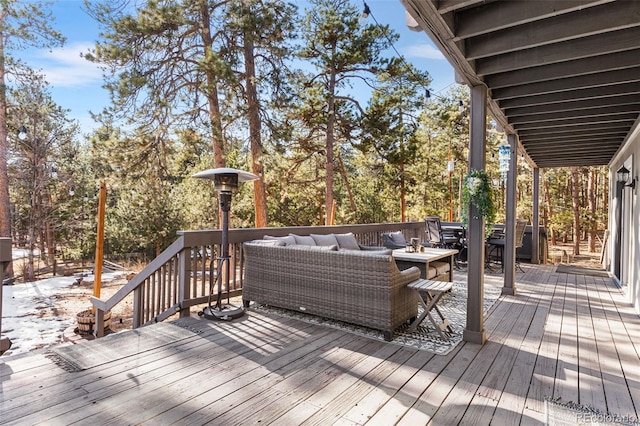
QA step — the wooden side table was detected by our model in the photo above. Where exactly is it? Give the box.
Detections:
[407,279,454,340]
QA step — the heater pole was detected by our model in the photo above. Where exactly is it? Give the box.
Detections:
[218,191,231,308]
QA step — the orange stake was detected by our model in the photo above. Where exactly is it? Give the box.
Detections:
[93,182,107,302]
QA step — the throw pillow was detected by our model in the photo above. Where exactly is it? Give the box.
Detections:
[290,234,317,245]
[263,235,296,246]
[334,232,361,250]
[310,233,339,247]
[388,231,407,245]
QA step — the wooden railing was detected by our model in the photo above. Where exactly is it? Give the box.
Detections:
[89,222,427,337]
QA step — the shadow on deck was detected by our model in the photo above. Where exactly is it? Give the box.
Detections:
[1,263,638,425]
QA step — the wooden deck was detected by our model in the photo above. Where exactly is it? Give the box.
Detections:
[1,264,639,425]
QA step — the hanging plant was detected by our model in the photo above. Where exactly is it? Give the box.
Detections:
[461,169,497,234]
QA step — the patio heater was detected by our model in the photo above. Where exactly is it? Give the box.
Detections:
[193,167,259,320]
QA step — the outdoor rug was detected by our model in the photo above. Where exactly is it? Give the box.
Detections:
[251,281,502,356]
[47,322,201,372]
[545,398,640,425]
[555,265,610,278]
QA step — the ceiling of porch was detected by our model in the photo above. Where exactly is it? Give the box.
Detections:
[402,0,640,168]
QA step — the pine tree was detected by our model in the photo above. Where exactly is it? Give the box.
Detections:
[297,0,396,224]
[0,0,64,243]
[85,0,231,169]
[360,60,431,222]
[223,0,296,227]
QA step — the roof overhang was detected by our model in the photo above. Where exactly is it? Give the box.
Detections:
[402,0,640,168]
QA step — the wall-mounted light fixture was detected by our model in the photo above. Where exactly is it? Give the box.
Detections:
[616,165,636,189]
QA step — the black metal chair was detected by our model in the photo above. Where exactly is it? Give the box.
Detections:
[426,216,463,269]
[425,216,459,249]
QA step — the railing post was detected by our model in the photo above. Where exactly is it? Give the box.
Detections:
[133,287,143,328]
[95,309,105,338]
[178,248,191,318]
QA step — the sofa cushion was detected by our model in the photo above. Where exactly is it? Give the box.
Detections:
[340,247,392,256]
[287,244,338,251]
[263,235,296,246]
[310,233,339,247]
[334,232,361,250]
[247,239,285,246]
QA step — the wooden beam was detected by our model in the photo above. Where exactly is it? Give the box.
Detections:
[508,104,640,125]
[486,50,640,89]
[465,2,640,60]
[454,0,610,39]
[492,67,640,100]
[505,95,640,117]
[476,26,640,76]
[513,113,638,131]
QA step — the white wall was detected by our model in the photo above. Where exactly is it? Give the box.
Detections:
[610,124,640,315]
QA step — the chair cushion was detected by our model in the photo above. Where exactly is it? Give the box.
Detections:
[263,235,297,246]
[334,232,361,250]
[290,234,317,245]
[310,233,339,247]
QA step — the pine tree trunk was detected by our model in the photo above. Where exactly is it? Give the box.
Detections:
[543,178,556,245]
[571,167,581,255]
[200,1,225,169]
[588,169,597,253]
[400,163,406,222]
[243,34,268,227]
[0,36,12,240]
[336,153,356,213]
[325,67,337,225]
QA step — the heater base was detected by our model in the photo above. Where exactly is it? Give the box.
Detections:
[201,305,245,321]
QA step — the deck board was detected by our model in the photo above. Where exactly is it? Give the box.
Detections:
[1,264,639,425]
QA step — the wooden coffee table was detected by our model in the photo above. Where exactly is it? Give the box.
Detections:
[392,248,458,282]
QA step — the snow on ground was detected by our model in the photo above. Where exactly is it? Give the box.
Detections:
[2,272,118,356]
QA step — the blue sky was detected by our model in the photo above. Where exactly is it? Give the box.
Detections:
[23,0,456,135]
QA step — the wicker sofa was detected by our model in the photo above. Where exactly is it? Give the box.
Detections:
[242,238,420,341]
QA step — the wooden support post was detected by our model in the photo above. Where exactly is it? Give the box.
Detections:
[532,168,540,264]
[93,183,107,302]
[177,248,191,319]
[95,309,105,338]
[464,85,487,345]
[503,133,518,295]
[0,238,12,355]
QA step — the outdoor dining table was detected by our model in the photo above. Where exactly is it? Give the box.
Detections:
[392,247,458,282]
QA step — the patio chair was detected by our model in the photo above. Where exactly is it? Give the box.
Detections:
[425,216,460,249]
[514,219,528,272]
[486,219,528,273]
